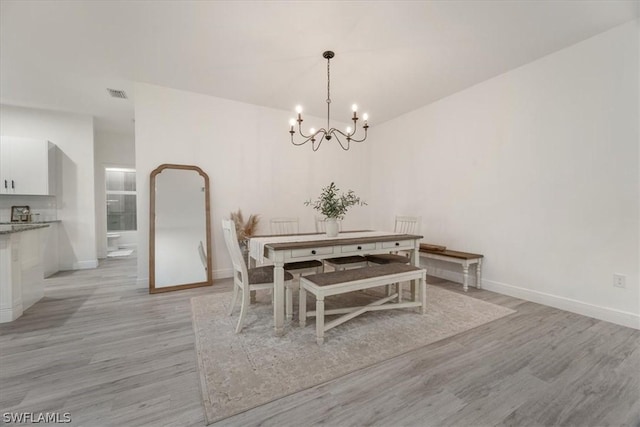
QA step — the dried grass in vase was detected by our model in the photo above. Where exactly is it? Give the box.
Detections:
[230,209,260,242]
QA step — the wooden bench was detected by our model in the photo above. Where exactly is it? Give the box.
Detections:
[299,264,427,344]
[419,247,483,292]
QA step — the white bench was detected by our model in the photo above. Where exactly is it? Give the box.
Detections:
[299,264,427,344]
[419,248,483,292]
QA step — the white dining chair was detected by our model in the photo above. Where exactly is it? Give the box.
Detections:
[270,217,299,235]
[366,216,421,297]
[315,216,368,271]
[270,217,323,318]
[222,219,294,333]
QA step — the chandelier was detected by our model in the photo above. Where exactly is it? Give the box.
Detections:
[289,50,369,151]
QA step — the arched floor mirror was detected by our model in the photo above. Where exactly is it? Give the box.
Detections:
[149,164,212,293]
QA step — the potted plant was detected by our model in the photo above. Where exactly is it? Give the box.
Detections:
[305,182,366,237]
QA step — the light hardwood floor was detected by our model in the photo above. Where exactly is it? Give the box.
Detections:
[1,255,638,426]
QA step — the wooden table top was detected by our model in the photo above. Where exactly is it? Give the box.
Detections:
[261,232,423,251]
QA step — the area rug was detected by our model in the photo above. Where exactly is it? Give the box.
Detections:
[191,285,515,424]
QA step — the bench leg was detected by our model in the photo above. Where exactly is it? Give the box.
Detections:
[299,285,307,327]
[462,264,469,292]
[316,296,325,345]
[476,259,483,289]
[397,282,402,303]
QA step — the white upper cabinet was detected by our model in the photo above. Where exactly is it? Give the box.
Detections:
[0,137,57,196]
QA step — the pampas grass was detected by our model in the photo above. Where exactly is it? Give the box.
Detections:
[230,209,260,241]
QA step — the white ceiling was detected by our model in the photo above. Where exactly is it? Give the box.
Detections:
[1,1,637,134]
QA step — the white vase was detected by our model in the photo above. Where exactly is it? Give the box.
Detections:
[325,218,339,237]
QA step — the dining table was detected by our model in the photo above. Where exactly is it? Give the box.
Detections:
[248,230,424,336]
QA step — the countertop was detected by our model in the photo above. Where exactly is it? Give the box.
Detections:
[0,220,61,225]
[0,224,50,235]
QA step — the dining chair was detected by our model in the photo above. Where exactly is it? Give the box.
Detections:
[270,217,299,235]
[365,215,421,265]
[222,219,294,333]
[270,217,323,318]
[365,215,421,297]
[315,216,368,271]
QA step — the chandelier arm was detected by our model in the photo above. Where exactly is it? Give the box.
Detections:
[346,126,368,143]
[331,131,351,151]
[291,128,328,146]
[312,132,327,152]
[290,133,316,146]
[331,126,368,143]
[297,121,312,139]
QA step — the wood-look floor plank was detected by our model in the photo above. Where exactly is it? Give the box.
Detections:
[1,256,638,426]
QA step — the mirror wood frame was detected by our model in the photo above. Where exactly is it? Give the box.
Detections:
[149,163,213,293]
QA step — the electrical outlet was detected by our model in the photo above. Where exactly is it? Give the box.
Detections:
[613,274,626,288]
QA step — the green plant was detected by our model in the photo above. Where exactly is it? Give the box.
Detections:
[305,182,366,220]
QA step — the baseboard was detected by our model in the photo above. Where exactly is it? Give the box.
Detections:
[0,299,23,323]
[422,262,639,330]
[213,268,232,280]
[482,278,640,330]
[136,277,148,288]
[72,259,99,270]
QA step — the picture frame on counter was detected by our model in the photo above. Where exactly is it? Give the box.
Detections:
[10,205,30,222]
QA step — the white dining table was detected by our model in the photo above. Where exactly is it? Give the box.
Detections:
[248,231,423,336]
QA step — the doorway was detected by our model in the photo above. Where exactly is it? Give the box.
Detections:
[105,167,137,258]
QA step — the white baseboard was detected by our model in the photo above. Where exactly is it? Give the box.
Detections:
[423,263,639,330]
[482,278,640,330]
[213,268,232,280]
[136,277,148,288]
[0,298,23,323]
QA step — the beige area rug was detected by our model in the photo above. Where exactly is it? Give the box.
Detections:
[191,285,515,424]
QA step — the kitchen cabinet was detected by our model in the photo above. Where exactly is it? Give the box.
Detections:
[0,224,48,323]
[0,137,57,195]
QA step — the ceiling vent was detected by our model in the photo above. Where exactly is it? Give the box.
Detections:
[107,88,128,99]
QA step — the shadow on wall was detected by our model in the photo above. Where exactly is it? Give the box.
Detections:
[56,150,77,269]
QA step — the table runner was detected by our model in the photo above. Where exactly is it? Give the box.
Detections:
[249,231,399,264]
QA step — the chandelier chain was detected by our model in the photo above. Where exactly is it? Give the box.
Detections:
[326,55,331,130]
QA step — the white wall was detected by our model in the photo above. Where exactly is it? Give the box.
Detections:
[94,130,136,258]
[134,83,371,283]
[369,21,639,329]
[0,104,97,270]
